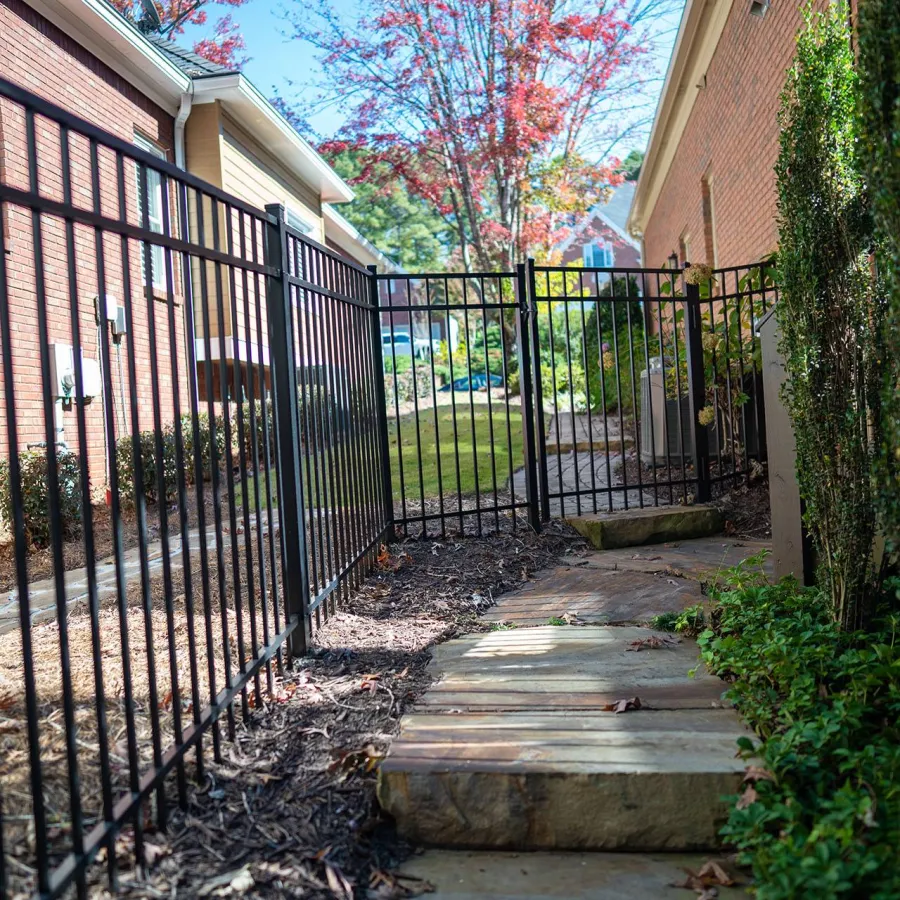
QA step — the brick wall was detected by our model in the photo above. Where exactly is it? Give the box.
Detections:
[0,0,189,493]
[560,216,641,270]
[642,0,829,269]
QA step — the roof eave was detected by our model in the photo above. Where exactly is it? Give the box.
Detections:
[24,0,190,113]
[192,74,355,204]
[323,205,403,273]
[627,0,734,239]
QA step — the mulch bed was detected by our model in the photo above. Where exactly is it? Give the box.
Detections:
[2,521,586,899]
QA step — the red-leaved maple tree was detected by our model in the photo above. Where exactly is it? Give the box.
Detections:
[289,0,677,269]
[110,1,248,68]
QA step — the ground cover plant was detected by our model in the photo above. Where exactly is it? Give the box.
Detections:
[698,558,900,900]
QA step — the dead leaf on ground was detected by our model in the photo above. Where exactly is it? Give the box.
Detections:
[627,635,680,652]
[631,554,662,561]
[603,696,642,713]
[562,612,585,625]
[743,765,775,783]
[368,870,436,899]
[736,784,758,810]
[672,859,740,895]
[197,865,255,897]
[325,862,354,899]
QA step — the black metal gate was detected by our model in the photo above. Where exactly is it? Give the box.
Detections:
[527,259,776,519]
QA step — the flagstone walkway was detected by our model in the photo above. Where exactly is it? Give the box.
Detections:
[379,535,768,897]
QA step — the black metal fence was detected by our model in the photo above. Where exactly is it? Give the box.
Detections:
[374,269,539,537]
[0,75,775,900]
[527,261,774,517]
[0,78,388,899]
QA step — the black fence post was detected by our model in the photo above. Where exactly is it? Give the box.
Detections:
[516,263,541,532]
[526,258,551,522]
[368,265,395,541]
[265,203,310,656]
[685,276,711,504]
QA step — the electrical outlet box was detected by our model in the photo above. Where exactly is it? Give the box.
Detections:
[112,305,127,337]
[48,343,74,399]
[80,358,102,399]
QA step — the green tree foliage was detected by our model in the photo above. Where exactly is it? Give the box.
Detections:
[858,0,900,548]
[328,150,450,273]
[615,149,644,182]
[775,3,886,630]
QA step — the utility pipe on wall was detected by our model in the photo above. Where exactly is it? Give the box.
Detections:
[174,90,192,170]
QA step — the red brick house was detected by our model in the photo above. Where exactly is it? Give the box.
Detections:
[557,183,641,270]
[0,0,363,488]
[0,0,192,483]
[627,0,829,268]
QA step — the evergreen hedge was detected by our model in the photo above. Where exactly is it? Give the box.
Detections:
[775,3,887,630]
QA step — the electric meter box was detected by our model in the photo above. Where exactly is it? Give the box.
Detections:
[48,343,74,399]
[47,343,103,400]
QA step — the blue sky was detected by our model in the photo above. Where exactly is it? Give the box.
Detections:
[183,0,683,155]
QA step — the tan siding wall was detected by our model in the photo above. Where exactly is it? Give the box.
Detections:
[184,101,229,340]
[219,116,324,242]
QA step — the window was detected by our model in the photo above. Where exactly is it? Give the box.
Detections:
[582,240,614,269]
[285,206,314,235]
[134,134,166,290]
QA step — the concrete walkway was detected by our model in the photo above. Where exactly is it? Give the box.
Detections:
[0,511,280,636]
[400,850,747,899]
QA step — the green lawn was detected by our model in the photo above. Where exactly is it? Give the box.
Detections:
[235,402,525,509]
[388,402,524,503]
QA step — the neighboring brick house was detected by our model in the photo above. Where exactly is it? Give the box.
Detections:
[627,0,829,268]
[557,183,641,271]
[0,0,192,485]
[0,0,378,488]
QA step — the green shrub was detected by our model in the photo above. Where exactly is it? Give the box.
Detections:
[182,411,229,482]
[116,428,178,506]
[0,449,82,548]
[775,3,886,630]
[698,563,900,900]
[858,0,900,549]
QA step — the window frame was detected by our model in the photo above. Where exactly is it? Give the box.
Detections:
[582,239,614,269]
[133,133,167,291]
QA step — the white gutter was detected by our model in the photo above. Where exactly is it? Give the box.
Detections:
[174,90,193,170]
[323,205,403,272]
[25,0,189,112]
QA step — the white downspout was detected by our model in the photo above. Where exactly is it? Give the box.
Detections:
[174,90,192,170]
[173,89,198,409]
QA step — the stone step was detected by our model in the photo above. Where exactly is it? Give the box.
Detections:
[378,626,751,852]
[568,505,723,550]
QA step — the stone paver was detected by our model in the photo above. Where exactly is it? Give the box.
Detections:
[482,536,772,627]
[512,451,657,518]
[582,536,774,580]
[400,850,748,899]
[545,413,631,454]
[378,625,752,851]
[569,505,722,550]
[482,567,703,626]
